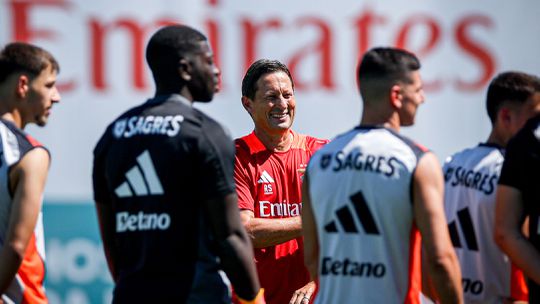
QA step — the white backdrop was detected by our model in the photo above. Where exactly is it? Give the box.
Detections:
[1,0,539,200]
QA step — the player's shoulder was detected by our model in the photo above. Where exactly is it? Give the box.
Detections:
[444,143,502,167]
[444,145,478,165]
[384,128,429,154]
[0,118,48,160]
[303,134,329,151]
[234,132,265,155]
[291,131,328,153]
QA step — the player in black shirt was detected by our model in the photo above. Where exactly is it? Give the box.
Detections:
[92,24,264,303]
[495,85,540,303]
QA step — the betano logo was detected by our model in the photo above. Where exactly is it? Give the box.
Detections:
[115,150,164,198]
[116,211,171,232]
[324,191,380,235]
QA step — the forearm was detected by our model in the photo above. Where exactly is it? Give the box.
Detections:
[426,252,463,304]
[244,216,302,248]
[217,231,260,300]
[494,186,540,284]
[305,254,318,281]
[496,229,540,284]
[0,245,24,293]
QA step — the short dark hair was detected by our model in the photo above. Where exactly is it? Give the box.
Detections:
[0,42,59,84]
[146,24,207,85]
[357,47,420,104]
[486,71,540,124]
[241,59,294,99]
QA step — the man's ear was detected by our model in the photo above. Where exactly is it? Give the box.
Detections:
[16,74,29,98]
[390,84,402,109]
[498,107,512,127]
[178,58,191,82]
[241,96,252,114]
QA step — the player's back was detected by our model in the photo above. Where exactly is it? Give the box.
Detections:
[307,126,425,304]
[93,95,233,303]
[443,144,527,303]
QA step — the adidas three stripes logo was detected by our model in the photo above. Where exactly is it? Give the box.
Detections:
[448,208,478,251]
[257,170,275,183]
[115,150,164,197]
[325,191,380,235]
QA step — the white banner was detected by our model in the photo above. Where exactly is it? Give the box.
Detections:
[1,0,539,200]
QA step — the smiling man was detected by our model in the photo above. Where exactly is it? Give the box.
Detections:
[0,42,61,304]
[234,59,328,304]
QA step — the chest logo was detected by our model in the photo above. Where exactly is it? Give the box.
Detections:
[257,170,275,183]
[258,170,274,195]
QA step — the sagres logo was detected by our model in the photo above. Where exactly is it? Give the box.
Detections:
[325,191,380,235]
[115,150,164,198]
[448,207,478,251]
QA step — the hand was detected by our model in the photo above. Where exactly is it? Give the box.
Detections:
[289,281,316,304]
[502,299,527,304]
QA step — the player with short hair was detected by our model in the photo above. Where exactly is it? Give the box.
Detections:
[0,42,61,304]
[93,24,263,303]
[302,47,462,303]
[444,71,540,303]
[495,77,540,304]
[235,59,327,304]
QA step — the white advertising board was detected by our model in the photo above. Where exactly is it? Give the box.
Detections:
[1,0,539,200]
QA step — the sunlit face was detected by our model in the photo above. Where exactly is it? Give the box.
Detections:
[507,92,540,136]
[243,71,296,136]
[187,40,220,103]
[24,65,61,127]
[398,70,424,126]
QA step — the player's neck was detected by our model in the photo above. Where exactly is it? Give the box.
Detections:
[254,129,293,152]
[486,129,508,148]
[0,112,23,129]
[360,108,400,132]
[154,86,194,104]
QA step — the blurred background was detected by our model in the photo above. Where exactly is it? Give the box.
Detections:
[1,0,539,302]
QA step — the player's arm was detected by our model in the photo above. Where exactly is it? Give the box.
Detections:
[92,140,119,283]
[413,152,463,304]
[0,148,49,293]
[494,185,540,284]
[301,174,318,281]
[204,192,262,302]
[94,199,118,282]
[234,155,302,248]
[240,211,302,248]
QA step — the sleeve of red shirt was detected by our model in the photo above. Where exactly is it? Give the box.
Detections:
[234,143,255,212]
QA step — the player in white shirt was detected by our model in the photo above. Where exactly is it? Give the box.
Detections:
[444,71,540,303]
[302,47,462,304]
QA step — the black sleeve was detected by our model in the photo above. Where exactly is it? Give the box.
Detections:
[198,118,236,200]
[499,132,529,190]
[93,130,111,203]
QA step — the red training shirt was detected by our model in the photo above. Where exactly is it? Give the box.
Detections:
[234,130,328,304]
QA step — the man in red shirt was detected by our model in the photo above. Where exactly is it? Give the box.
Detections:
[234,59,327,304]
